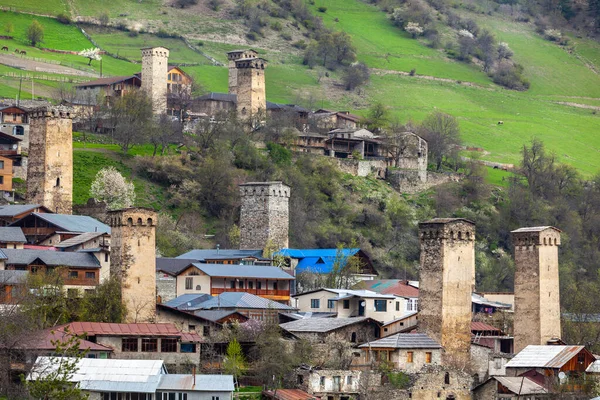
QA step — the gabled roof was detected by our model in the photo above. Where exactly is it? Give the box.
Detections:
[191,263,293,280]
[54,232,106,248]
[60,322,202,342]
[1,248,100,268]
[11,213,110,234]
[0,227,26,243]
[162,293,213,310]
[196,92,237,103]
[75,75,141,88]
[294,288,395,300]
[29,357,166,393]
[357,279,419,298]
[193,310,248,323]
[419,218,475,225]
[381,311,419,327]
[493,377,547,395]
[177,248,264,261]
[192,292,296,311]
[0,105,28,113]
[156,258,197,276]
[0,204,45,217]
[158,374,234,392]
[471,321,502,333]
[511,226,561,233]
[266,102,309,113]
[358,333,441,349]
[22,327,114,352]
[472,293,511,309]
[0,131,22,142]
[275,248,362,274]
[505,345,587,368]
[280,317,377,333]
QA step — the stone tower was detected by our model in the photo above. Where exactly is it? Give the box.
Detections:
[239,181,290,251]
[418,218,475,365]
[512,226,562,353]
[227,49,258,95]
[235,57,267,118]
[108,208,157,323]
[26,106,73,214]
[141,46,169,114]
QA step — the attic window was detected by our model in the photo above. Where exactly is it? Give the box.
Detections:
[316,258,325,264]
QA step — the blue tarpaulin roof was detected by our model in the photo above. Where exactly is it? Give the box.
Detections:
[274,248,360,274]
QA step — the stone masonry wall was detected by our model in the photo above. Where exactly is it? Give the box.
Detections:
[227,50,258,95]
[236,58,266,117]
[108,208,157,322]
[141,47,169,114]
[512,227,561,353]
[419,219,475,367]
[26,107,73,214]
[239,182,289,250]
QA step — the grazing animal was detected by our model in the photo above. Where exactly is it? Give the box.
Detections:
[1,46,8,51]
[498,121,504,125]
[14,48,19,53]
[20,51,26,55]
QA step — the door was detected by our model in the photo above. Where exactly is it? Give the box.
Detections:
[358,301,365,316]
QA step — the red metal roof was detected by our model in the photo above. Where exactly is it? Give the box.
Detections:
[20,328,114,351]
[263,389,317,400]
[62,322,202,341]
[471,321,502,333]
[358,280,420,297]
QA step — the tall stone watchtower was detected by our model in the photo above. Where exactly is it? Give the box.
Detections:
[512,226,562,353]
[141,46,169,114]
[239,182,290,251]
[26,106,73,214]
[227,49,258,95]
[108,208,157,323]
[235,57,267,118]
[418,218,475,365]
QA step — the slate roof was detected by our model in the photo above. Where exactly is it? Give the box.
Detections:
[193,310,247,323]
[358,333,441,349]
[177,249,265,261]
[158,374,234,392]
[196,92,237,102]
[156,258,197,276]
[75,75,141,88]
[1,248,100,268]
[192,292,296,311]
[0,204,42,217]
[12,213,110,234]
[191,263,293,279]
[505,345,586,368]
[162,293,213,310]
[29,357,166,393]
[263,389,317,400]
[0,227,26,243]
[357,280,419,298]
[0,269,27,284]
[493,377,547,395]
[54,232,106,248]
[274,248,361,274]
[511,226,561,233]
[280,317,374,333]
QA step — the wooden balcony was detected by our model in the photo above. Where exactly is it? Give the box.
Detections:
[0,150,17,156]
[211,287,290,298]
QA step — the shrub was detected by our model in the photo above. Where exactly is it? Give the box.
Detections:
[208,0,223,11]
[56,13,71,25]
[266,142,292,165]
[543,29,561,41]
[128,30,139,37]
[98,12,110,26]
[271,21,282,31]
[246,31,258,41]
[405,21,424,38]
[409,68,416,76]
[292,40,307,49]
[317,6,327,12]
[197,41,204,46]
[281,32,292,41]
[492,62,530,90]
[157,28,175,38]
[342,62,370,90]
[175,0,198,8]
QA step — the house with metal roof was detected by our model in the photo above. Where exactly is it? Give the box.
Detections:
[28,357,234,400]
[473,376,549,399]
[9,212,110,245]
[176,248,270,264]
[157,259,294,304]
[0,204,51,226]
[353,279,419,313]
[355,333,442,373]
[293,288,405,323]
[0,226,26,249]
[279,317,381,345]
[0,269,26,303]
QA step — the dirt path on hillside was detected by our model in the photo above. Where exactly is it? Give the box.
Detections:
[555,101,600,111]
[0,53,97,77]
[370,68,490,89]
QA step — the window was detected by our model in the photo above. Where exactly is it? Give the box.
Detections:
[320,376,325,386]
[238,281,244,289]
[141,338,158,352]
[350,332,357,343]
[444,372,450,385]
[425,352,432,363]
[85,271,95,279]
[122,338,138,352]
[273,281,278,290]
[69,271,78,279]
[374,299,387,312]
[248,281,254,289]
[180,343,196,353]
[105,253,109,263]
[203,326,210,336]
[297,374,304,384]
[257,281,262,289]
[161,338,178,353]
[188,324,196,332]
[185,277,193,290]
[327,299,335,309]
[56,177,60,187]
[311,299,320,309]
[343,300,350,309]
[407,351,413,363]
[230,280,235,289]
[396,301,400,311]
[212,397,219,400]
[347,376,353,385]
[0,160,4,169]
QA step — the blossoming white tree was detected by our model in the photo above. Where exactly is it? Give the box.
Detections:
[405,22,424,38]
[78,47,102,66]
[90,167,135,210]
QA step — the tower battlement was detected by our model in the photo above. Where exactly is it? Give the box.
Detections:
[141,46,169,114]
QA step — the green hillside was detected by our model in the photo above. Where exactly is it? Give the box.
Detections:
[0,1,599,174]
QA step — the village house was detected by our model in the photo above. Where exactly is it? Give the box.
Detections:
[9,212,110,244]
[0,227,26,249]
[293,288,406,323]
[279,317,381,344]
[0,204,50,226]
[0,105,28,138]
[379,311,419,337]
[473,376,549,399]
[0,131,23,181]
[0,269,26,303]
[355,333,442,373]
[355,279,420,313]
[310,109,362,132]
[176,248,271,265]
[74,76,142,106]
[156,261,294,304]
[325,128,385,160]
[54,322,203,373]
[28,357,234,400]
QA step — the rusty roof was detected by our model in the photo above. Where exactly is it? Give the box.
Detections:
[471,321,502,333]
[506,345,587,368]
[21,328,114,352]
[263,389,317,400]
[61,322,201,341]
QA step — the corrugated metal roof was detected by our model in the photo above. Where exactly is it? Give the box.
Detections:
[158,374,234,391]
[0,227,26,243]
[55,232,106,248]
[472,293,511,309]
[193,310,245,323]
[471,321,502,333]
[294,288,395,300]
[193,292,296,311]
[163,294,212,310]
[358,333,441,349]
[2,248,100,268]
[12,213,110,234]
[0,204,41,217]
[505,345,585,368]
[586,360,600,373]
[280,317,373,333]
[21,328,114,351]
[30,357,165,393]
[177,249,264,261]
[275,248,361,274]
[280,312,338,320]
[75,75,140,88]
[63,322,201,341]
[494,377,547,394]
[192,263,293,280]
[356,280,419,298]
[156,258,197,276]
[196,92,237,103]
[263,389,317,400]
[381,311,418,326]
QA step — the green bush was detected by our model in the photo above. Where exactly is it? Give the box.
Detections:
[292,40,307,49]
[56,13,71,25]
[281,32,292,41]
[266,142,292,165]
[271,21,282,31]
[318,6,328,12]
